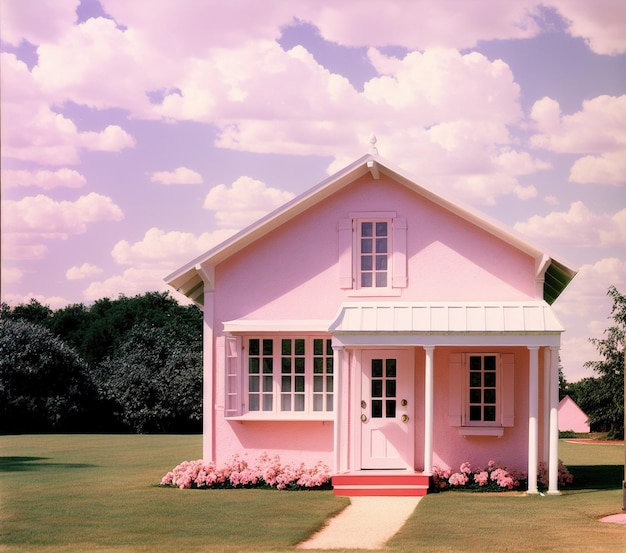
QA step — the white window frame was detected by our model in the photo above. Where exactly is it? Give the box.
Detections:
[463,353,501,427]
[355,218,391,290]
[243,335,334,419]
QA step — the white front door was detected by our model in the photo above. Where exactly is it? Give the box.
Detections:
[360,349,414,470]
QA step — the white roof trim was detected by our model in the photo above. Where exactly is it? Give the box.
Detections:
[329,301,564,334]
[223,319,331,333]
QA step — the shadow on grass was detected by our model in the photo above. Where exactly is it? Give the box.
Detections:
[567,465,624,491]
[0,456,96,472]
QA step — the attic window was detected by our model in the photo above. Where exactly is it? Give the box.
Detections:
[338,212,407,294]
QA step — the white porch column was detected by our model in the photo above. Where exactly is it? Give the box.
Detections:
[548,346,561,494]
[332,345,344,474]
[527,346,540,493]
[424,346,435,474]
[202,286,215,462]
[542,348,551,465]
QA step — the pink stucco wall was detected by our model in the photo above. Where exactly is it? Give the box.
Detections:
[207,173,541,470]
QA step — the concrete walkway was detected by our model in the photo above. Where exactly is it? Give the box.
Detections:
[298,496,422,550]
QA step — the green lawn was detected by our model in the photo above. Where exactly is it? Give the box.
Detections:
[1,435,624,553]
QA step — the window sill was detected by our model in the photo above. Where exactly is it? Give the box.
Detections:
[346,288,402,297]
[225,413,334,422]
[458,426,504,437]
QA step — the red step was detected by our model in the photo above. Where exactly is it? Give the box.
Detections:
[332,471,431,497]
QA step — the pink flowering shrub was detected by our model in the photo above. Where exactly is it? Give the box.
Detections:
[432,458,573,493]
[161,453,332,491]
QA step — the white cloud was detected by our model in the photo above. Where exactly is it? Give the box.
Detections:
[1,168,86,189]
[78,125,136,152]
[0,0,80,47]
[150,167,203,185]
[569,151,626,186]
[203,176,296,228]
[514,202,626,248]
[3,193,124,238]
[0,265,23,284]
[111,227,237,267]
[0,291,70,310]
[66,263,103,281]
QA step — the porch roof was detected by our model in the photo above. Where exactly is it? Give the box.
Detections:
[329,301,564,334]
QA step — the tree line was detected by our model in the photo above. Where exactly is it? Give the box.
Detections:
[1,287,623,438]
[0,292,202,434]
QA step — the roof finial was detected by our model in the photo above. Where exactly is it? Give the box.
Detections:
[369,133,378,155]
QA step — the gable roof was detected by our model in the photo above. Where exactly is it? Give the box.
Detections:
[165,153,576,306]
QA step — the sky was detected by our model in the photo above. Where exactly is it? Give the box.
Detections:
[1,0,625,383]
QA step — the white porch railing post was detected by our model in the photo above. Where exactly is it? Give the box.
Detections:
[548,346,561,494]
[528,346,540,493]
[424,346,435,474]
[332,345,344,474]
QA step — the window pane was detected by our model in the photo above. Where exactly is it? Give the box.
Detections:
[361,222,373,236]
[361,238,373,254]
[281,395,291,411]
[249,376,259,393]
[469,389,481,404]
[314,357,323,373]
[326,376,333,392]
[376,255,388,270]
[372,359,383,378]
[376,222,387,236]
[295,339,305,355]
[327,358,333,373]
[263,395,273,411]
[484,389,496,404]
[249,339,260,356]
[376,238,387,253]
[314,375,323,392]
[263,375,273,392]
[484,372,496,387]
[386,379,396,397]
[469,372,481,387]
[326,340,333,356]
[386,359,396,377]
[262,339,273,355]
[361,273,372,287]
[372,400,383,418]
[313,395,323,412]
[249,358,259,374]
[281,339,291,355]
[249,395,259,411]
[314,339,323,355]
[386,400,396,418]
[469,356,482,371]
[484,356,496,371]
[281,376,291,392]
[469,406,481,421]
[295,376,305,392]
[372,380,383,397]
[263,359,273,374]
[295,395,305,411]
[295,358,305,373]
[484,406,496,421]
[376,273,387,287]
[361,255,373,270]
[281,358,291,373]
[326,395,333,411]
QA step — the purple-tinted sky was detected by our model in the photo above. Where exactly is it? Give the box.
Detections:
[1,0,625,382]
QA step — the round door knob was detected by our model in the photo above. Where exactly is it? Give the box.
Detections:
[361,400,367,409]
[361,414,368,422]
[401,399,408,407]
[401,414,409,423]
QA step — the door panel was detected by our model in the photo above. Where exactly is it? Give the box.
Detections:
[360,349,413,469]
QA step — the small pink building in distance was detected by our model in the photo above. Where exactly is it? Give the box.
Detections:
[558,395,590,433]
[166,149,576,496]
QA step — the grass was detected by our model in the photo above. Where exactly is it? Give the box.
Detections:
[0,435,625,553]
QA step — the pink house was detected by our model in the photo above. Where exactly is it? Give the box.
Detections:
[165,152,576,496]
[558,395,590,433]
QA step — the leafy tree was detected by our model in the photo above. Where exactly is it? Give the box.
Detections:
[0,298,52,326]
[580,286,625,438]
[94,323,202,433]
[0,319,95,433]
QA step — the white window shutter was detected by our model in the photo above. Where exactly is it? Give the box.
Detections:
[337,219,353,289]
[224,335,242,417]
[392,217,407,287]
[501,353,515,426]
[448,353,463,426]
